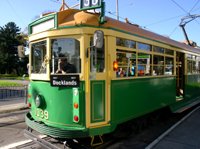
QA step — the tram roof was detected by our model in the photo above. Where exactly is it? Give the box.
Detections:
[39,9,200,54]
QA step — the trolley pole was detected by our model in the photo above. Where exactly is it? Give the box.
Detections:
[59,0,70,11]
[116,0,119,20]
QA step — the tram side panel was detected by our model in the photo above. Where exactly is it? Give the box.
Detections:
[110,77,176,125]
[185,74,200,100]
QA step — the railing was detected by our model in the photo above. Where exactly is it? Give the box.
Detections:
[0,85,28,102]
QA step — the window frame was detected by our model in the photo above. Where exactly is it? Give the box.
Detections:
[115,37,175,79]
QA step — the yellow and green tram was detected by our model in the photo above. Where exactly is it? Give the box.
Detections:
[25,1,200,143]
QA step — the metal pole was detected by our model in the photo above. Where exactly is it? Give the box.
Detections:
[116,0,119,20]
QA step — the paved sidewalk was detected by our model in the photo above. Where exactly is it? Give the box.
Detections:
[146,106,200,149]
[0,98,28,114]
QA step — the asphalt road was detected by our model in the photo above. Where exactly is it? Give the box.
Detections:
[0,109,29,148]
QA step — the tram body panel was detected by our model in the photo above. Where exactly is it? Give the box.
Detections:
[185,74,200,100]
[28,81,86,129]
[111,77,176,124]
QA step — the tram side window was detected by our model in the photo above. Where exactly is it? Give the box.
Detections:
[31,41,47,74]
[116,37,136,49]
[153,46,164,54]
[116,50,136,77]
[165,49,174,56]
[197,57,200,73]
[90,37,105,73]
[138,53,151,76]
[187,55,200,74]
[138,42,151,51]
[165,57,173,75]
[187,60,192,74]
[51,38,81,74]
[153,55,164,75]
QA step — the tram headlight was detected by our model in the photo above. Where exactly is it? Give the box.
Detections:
[35,94,43,108]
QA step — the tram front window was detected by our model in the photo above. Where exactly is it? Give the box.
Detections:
[51,38,81,74]
[31,41,47,74]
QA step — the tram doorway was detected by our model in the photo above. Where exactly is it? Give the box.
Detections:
[85,34,110,128]
[176,52,185,97]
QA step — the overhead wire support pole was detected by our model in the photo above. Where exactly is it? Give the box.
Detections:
[179,14,200,46]
[59,0,70,11]
[116,0,119,20]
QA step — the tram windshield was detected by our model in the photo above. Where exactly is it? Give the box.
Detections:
[51,38,81,74]
[30,38,81,75]
[31,41,47,74]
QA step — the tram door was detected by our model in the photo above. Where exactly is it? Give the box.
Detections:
[176,52,185,97]
[86,34,109,128]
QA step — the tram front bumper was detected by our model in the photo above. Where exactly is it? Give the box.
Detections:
[25,112,89,139]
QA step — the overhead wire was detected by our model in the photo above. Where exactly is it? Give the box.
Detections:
[144,14,184,27]
[6,0,26,25]
[189,0,200,13]
[170,0,189,14]
[169,0,200,38]
[168,26,179,38]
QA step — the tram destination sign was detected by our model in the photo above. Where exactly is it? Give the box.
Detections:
[80,0,102,10]
[50,75,80,87]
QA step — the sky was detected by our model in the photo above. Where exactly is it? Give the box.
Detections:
[1,0,200,45]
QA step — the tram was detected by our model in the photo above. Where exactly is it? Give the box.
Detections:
[25,0,200,144]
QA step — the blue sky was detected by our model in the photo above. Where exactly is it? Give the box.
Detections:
[1,0,200,45]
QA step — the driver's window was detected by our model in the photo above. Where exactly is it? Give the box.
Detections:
[51,38,81,74]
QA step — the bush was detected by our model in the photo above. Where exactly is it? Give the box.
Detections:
[0,80,24,87]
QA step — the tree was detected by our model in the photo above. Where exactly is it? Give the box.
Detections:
[0,22,27,75]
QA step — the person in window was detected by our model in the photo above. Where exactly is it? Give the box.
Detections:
[117,67,125,77]
[56,55,76,74]
[128,61,135,76]
[129,65,135,76]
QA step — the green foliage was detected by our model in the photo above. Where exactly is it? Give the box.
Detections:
[0,80,23,87]
[0,22,29,75]
[0,74,29,80]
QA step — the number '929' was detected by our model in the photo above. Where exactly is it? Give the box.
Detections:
[35,108,49,120]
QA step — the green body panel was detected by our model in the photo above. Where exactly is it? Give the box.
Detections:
[27,80,112,138]
[111,77,176,124]
[168,74,200,112]
[90,81,105,123]
[28,81,86,130]
[185,74,200,100]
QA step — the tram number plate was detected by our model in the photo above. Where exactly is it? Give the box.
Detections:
[35,109,49,120]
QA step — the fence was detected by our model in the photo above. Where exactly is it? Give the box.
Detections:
[0,86,28,101]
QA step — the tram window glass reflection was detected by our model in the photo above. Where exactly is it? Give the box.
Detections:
[31,41,47,74]
[165,49,174,55]
[51,38,81,74]
[165,57,173,75]
[186,54,200,74]
[90,37,105,73]
[187,60,192,74]
[138,42,151,51]
[197,57,200,73]
[153,46,164,54]
[116,50,136,77]
[116,37,136,49]
[138,53,151,76]
[153,55,164,75]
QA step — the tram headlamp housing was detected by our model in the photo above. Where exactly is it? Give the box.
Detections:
[35,94,43,108]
